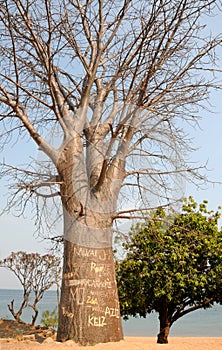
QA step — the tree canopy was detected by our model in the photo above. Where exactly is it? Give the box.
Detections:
[1,0,221,226]
[116,198,222,343]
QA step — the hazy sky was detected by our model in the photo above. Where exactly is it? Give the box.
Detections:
[0,10,222,289]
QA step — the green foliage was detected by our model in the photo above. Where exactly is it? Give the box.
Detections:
[41,308,58,329]
[116,198,222,335]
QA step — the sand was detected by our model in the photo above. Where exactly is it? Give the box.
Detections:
[1,337,222,350]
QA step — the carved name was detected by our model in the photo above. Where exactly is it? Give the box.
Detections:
[86,295,98,305]
[74,247,112,261]
[65,278,112,289]
[88,315,107,327]
[91,262,105,273]
[61,307,74,319]
[70,286,85,305]
[105,306,120,318]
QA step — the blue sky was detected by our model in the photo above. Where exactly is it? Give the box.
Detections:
[0,11,222,289]
[0,139,51,288]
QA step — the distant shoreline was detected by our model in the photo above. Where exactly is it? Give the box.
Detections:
[1,289,222,337]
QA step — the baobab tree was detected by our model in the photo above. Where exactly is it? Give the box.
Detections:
[0,0,221,345]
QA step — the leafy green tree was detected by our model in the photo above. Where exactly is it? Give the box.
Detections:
[116,198,222,344]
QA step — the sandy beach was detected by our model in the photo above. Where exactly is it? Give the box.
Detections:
[1,337,222,350]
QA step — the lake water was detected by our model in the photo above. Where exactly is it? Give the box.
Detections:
[0,289,221,337]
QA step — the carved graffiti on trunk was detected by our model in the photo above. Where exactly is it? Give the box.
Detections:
[91,262,105,274]
[88,315,107,327]
[70,286,85,305]
[58,243,123,343]
[86,296,98,305]
[73,246,113,261]
[65,278,112,288]
[105,306,120,318]
[61,307,74,319]
[87,306,120,328]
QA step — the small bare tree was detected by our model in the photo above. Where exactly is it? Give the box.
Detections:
[0,251,61,326]
[0,0,221,345]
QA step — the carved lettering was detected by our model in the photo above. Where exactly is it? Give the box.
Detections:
[105,306,120,318]
[70,287,85,305]
[61,307,74,319]
[97,250,108,261]
[63,271,74,279]
[91,306,104,312]
[91,262,104,274]
[74,247,112,261]
[88,315,107,327]
[65,278,112,289]
[87,295,98,305]
[74,247,97,258]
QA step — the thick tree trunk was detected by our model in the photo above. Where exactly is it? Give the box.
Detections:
[157,302,171,344]
[56,136,124,344]
[57,240,123,345]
